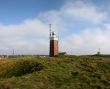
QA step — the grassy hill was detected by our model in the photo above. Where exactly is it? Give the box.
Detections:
[0,56,110,89]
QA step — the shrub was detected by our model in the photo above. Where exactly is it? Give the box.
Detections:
[0,84,11,89]
[0,59,44,78]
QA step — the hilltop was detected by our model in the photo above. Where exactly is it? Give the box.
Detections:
[0,56,110,89]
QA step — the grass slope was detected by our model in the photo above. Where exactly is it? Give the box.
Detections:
[0,56,110,89]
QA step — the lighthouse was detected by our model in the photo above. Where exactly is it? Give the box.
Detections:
[49,24,59,57]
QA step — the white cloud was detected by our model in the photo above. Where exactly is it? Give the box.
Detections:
[60,1,107,23]
[0,19,49,55]
[0,0,109,55]
[60,27,110,55]
[39,0,107,24]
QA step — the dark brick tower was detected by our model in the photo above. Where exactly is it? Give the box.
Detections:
[49,24,58,57]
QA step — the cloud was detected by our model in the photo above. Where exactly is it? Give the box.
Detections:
[38,0,109,55]
[0,19,49,55]
[0,0,109,55]
[39,0,107,25]
[61,27,110,55]
[61,1,107,23]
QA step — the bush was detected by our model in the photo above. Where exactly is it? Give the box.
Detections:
[0,59,44,78]
[0,84,11,89]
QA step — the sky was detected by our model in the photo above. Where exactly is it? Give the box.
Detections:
[0,0,110,55]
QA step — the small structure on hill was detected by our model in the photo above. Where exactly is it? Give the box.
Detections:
[0,55,8,61]
[97,48,101,55]
[59,52,67,56]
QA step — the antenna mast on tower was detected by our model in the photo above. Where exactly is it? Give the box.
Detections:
[97,48,101,55]
[49,24,52,38]
[13,49,15,55]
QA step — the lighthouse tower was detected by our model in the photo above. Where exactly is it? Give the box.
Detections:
[49,24,59,57]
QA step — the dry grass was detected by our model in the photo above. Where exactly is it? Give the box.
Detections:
[0,56,110,89]
[0,58,44,78]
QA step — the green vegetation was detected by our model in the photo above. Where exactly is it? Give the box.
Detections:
[0,56,110,89]
[0,58,43,78]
